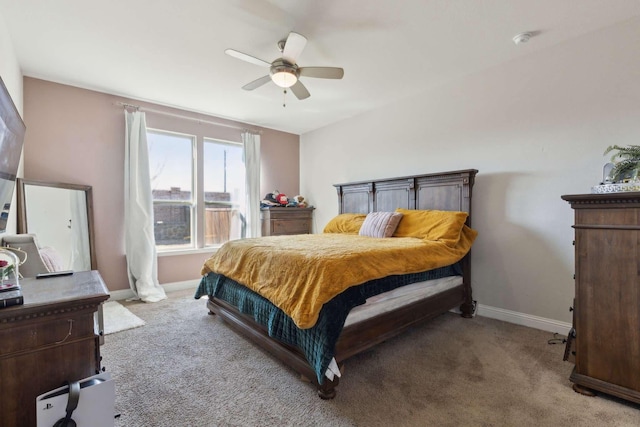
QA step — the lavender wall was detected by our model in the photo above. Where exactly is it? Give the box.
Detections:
[23,77,299,291]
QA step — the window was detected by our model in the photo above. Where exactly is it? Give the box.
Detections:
[147,129,245,252]
[147,130,194,251]
[203,138,246,245]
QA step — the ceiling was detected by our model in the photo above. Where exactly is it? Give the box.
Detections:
[1,1,640,135]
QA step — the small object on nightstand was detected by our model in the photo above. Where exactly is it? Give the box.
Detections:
[36,270,74,279]
[0,286,23,308]
[0,247,22,308]
[0,282,20,292]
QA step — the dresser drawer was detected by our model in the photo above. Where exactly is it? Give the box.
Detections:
[0,311,96,357]
[261,207,314,236]
[272,219,312,235]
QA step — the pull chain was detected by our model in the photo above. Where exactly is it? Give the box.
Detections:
[283,89,287,107]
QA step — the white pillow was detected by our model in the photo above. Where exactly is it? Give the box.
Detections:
[39,246,65,272]
[359,212,403,238]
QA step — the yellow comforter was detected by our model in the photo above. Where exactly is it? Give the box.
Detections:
[201,226,476,329]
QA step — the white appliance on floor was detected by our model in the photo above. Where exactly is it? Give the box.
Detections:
[36,373,115,427]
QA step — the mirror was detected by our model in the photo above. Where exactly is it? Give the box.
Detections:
[16,178,96,271]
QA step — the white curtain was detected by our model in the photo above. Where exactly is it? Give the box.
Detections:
[124,110,167,302]
[242,132,261,238]
[69,190,91,271]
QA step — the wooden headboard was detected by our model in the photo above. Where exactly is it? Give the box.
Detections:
[334,169,479,325]
[333,169,477,224]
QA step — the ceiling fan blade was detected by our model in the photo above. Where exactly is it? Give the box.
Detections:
[299,67,344,79]
[225,49,271,68]
[242,75,272,91]
[290,80,310,100]
[282,32,307,64]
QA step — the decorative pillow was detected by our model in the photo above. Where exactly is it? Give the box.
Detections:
[358,212,403,238]
[323,213,367,234]
[39,246,65,272]
[393,208,468,244]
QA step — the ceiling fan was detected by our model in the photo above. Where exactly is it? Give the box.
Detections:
[225,31,344,100]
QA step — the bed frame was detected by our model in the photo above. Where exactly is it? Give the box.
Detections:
[206,169,477,399]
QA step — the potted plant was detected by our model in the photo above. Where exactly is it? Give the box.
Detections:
[604,145,640,182]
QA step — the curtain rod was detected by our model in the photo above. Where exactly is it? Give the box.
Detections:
[116,102,262,134]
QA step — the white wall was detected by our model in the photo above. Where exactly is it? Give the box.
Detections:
[0,13,22,112]
[0,11,23,235]
[301,18,640,325]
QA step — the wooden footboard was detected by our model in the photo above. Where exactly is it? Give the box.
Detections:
[207,297,340,399]
[207,281,468,399]
[335,284,467,362]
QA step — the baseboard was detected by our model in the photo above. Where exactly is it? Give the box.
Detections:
[477,303,572,336]
[108,279,199,301]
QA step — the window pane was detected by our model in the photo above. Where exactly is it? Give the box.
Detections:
[148,131,193,200]
[148,130,194,250]
[203,140,245,245]
[153,202,192,250]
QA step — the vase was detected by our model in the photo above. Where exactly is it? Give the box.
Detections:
[0,248,20,288]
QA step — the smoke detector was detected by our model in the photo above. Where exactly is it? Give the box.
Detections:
[513,32,532,45]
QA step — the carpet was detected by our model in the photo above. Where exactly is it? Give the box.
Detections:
[103,301,146,335]
[101,289,640,427]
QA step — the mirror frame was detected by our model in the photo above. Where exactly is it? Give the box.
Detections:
[16,178,97,270]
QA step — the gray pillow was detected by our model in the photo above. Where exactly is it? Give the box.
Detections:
[359,212,403,238]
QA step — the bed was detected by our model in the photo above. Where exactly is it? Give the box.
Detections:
[195,169,478,399]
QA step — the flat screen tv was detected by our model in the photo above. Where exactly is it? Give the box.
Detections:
[0,76,26,234]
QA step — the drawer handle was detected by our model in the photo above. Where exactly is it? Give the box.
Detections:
[55,319,74,344]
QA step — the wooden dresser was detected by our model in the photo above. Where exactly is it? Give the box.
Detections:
[0,270,109,427]
[561,192,640,404]
[260,207,314,236]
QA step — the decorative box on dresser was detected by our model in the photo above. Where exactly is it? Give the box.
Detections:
[561,192,640,404]
[0,270,109,427]
[261,207,314,236]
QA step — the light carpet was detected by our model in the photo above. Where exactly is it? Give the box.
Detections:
[102,289,640,426]
[103,300,146,335]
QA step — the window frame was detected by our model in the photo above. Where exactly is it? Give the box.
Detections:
[147,127,245,255]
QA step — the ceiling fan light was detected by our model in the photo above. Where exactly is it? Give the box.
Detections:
[271,70,297,88]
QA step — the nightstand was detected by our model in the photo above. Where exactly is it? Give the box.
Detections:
[261,207,314,236]
[0,270,109,427]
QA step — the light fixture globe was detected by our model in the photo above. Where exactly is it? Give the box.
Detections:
[270,59,298,88]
